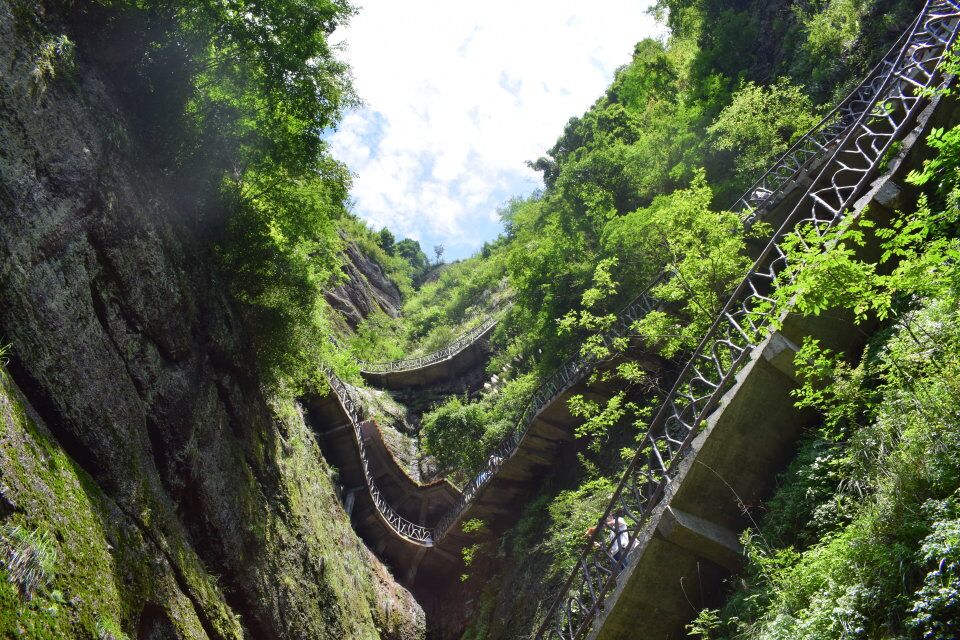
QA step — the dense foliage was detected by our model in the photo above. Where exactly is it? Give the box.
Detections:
[348,236,510,364]
[420,372,537,486]
[682,75,960,638]
[497,0,918,371]
[62,0,369,392]
[423,0,920,490]
[58,0,960,636]
[454,1,953,637]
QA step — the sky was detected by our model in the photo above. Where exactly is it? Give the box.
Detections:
[328,1,665,261]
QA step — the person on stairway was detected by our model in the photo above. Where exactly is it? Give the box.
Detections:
[586,512,634,572]
[604,513,632,571]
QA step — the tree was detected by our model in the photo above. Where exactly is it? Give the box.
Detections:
[87,0,358,392]
[376,227,396,254]
[433,244,445,265]
[394,238,429,280]
[421,397,489,482]
[708,77,821,180]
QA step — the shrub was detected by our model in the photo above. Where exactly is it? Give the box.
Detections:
[0,524,57,601]
[421,397,490,483]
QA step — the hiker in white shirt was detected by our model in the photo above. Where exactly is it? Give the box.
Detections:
[586,513,634,571]
[604,514,631,569]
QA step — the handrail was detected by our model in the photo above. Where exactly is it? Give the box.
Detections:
[325,371,436,545]
[736,21,914,227]
[430,16,913,540]
[432,278,662,538]
[537,3,960,638]
[321,1,956,555]
[357,314,500,374]
[355,27,906,379]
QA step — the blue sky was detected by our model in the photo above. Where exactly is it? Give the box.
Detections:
[329,1,665,261]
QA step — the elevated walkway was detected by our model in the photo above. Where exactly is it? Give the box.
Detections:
[311,47,904,579]
[304,3,959,628]
[538,4,960,636]
[309,354,661,586]
[586,176,906,639]
[310,395,461,522]
[359,317,498,390]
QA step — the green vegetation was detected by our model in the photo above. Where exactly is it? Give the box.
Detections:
[0,368,230,639]
[708,78,821,180]
[0,524,57,601]
[0,359,422,639]
[422,0,914,486]
[341,217,433,298]
[455,1,954,637]
[37,0,960,637]
[348,237,510,364]
[30,33,75,93]
[62,0,362,393]
[55,0,453,394]
[421,372,537,486]
[680,79,960,638]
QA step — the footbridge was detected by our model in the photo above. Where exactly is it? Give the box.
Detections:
[310,350,662,585]
[310,0,960,632]
[358,316,499,389]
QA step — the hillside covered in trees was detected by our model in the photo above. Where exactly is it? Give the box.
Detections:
[2,0,960,639]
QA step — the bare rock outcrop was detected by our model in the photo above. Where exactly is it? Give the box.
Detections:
[326,238,404,329]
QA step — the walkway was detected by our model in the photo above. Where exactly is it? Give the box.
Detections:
[538,4,960,637]
[358,317,499,390]
[308,2,960,629]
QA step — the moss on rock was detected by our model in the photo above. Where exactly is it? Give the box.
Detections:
[0,369,223,639]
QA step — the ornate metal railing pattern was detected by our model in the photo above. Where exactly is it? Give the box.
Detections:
[320,2,950,546]
[325,371,436,545]
[356,44,899,380]
[433,280,663,538]
[735,23,914,226]
[537,3,960,638]
[323,5,942,549]
[429,14,921,541]
[358,315,499,374]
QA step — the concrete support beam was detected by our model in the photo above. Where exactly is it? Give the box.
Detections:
[343,487,360,517]
[761,331,801,384]
[872,179,903,212]
[406,547,428,584]
[323,422,351,438]
[531,415,574,441]
[470,502,514,518]
[657,507,743,572]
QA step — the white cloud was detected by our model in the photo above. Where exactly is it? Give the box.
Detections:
[329,1,665,259]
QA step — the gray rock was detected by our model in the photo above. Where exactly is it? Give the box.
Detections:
[0,3,423,638]
[326,236,403,328]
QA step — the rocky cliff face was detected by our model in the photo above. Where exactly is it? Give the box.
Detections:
[0,3,423,638]
[327,237,403,329]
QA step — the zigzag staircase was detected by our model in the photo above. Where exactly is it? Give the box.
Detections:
[309,2,960,634]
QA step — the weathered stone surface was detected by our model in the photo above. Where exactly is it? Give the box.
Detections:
[0,3,423,638]
[326,238,403,328]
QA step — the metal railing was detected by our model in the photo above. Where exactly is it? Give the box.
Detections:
[433,279,662,538]
[321,1,957,556]
[357,26,905,380]
[536,3,960,638]
[325,372,436,545]
[429,15,917,540]
[735,21,914,227]
[357,315,500,374]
